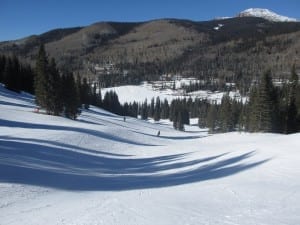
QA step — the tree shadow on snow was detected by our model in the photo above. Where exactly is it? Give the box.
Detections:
[0,137,269,191]
[0,119,158,147]
[0,87,34,105]
[0,100,34,109]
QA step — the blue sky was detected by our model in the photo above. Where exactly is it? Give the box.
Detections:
[0,0,299,41]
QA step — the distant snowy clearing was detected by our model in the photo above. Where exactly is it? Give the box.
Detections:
[1,84,300,225]
[101,81,244,104]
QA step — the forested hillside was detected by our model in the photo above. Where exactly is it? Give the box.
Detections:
[1,17,300,91]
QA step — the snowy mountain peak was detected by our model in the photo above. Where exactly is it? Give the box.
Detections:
[237,8,298,22]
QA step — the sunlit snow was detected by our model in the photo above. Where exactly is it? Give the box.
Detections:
[1,84,300,225]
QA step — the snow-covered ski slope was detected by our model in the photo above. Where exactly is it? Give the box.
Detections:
[1,84,300,225]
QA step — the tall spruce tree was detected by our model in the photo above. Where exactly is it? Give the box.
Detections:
[207,104,218,133]
[141,99,148,120]
[153,96,161,121]
[177,111,185,131]
[81,77,91,109]
[20,64,34,94]
[3,57,14,91]
[91,84,102,107]
[171,100,187,131]
[255,70,279,132]
[47,58,63,115]
[1,55,34,94]
[161,99,170,119]
[285,65,299,133]
[198,102,208,128]
[76,74,83,107]
[169,100,175,122]
[103,91,122,115]
[247,87,259,132]
[219,94,234,132]
[61,72,79,119]
[3,56,21,92]
[238,102,247,131]
[149,97,155,118]
[35,44,49,108]
[182,107,190,125]
[0,55,6,83]
[173,110,179,130]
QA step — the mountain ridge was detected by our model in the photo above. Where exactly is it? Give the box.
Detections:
[1,13,300,90]
[237,8,298,22]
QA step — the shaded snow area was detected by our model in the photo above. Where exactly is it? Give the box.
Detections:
[1,84,300,225]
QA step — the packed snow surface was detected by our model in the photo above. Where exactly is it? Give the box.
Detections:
[1,84,300,225]
[238,8,298,22]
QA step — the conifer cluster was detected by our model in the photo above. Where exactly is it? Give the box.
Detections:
[0,55,34,94]
[130,68,299,134]
[2,45,299,134]
[34,44,102,119]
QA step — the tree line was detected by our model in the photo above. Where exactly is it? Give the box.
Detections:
[33,44,138,120]
[1,44,299,134]
[34,44,137,119]
[122,68,300,134]
[0,55,34,94]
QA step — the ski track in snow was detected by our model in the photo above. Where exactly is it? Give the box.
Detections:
[0,84,300,225]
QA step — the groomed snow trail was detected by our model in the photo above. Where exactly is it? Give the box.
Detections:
[1,85,300,225]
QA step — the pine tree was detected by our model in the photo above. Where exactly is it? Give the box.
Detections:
[150,97,155,118]
[207,104,218,133]
[182,107,190,125]
[246,70,281,133]
[153,96,161,121]
[123,102,129,116]
[103,91,122,115]
[91,84,102,107]
[3,57,14,90]
[247,87,259,132]
[286,99,298,133]
[219,94,234,132]
[173,110,179,130]
[47,58,63,115]
[255,70,279,132]
[131,101,139,118]
[0,55,6,83]
[171,100,186,131]
[81,77,91,109]
[141,99,148,120]
[232,100,242,130]
[20,64,34,94]
[177,111,185,131]
[76,74,83,107]
[290,65,299,98]
[161,99,170,119]
[35,44,49,108]
[61,72,79,119]
[3,56,21,92]
[285,65,299,133]
[238,102,247,131]
[1,55,34,94]
[198,102,208,128]
[169,99,178,122]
